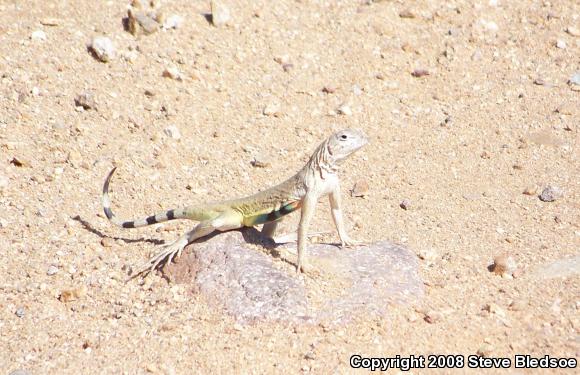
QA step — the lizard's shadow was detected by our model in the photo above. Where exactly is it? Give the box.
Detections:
[73,215,165,245]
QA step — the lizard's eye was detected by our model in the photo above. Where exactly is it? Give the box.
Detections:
[340,134,348,140]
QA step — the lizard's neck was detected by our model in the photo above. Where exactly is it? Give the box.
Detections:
[306,139,338,179]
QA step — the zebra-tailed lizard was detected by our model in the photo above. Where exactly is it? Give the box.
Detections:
[102,129,368,278]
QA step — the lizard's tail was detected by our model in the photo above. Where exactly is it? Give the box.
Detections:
[102,167,187,228]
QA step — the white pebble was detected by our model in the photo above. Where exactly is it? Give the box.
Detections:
[337,103,352,116]
[163,126,181,140]
[162,66,183,81]
[556,39,566,49]
[90,36,115,62]
[163,15,183,29]
[210,0,231,27]
[31,30,47,41]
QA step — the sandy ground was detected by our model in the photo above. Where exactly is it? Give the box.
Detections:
[1,0,579,373]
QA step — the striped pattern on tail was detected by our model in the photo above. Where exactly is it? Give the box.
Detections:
[102,167,186,228]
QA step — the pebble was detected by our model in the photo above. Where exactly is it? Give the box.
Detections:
[539,185,563,202]
[40,18,60,26]
[162,66,183,81]
[90,37,115,62]
[566,26,580,37]
[47,265,59,276]
[479,19,499,33]
[322,85,337,94]
[163,126,181,140]
[423,310,441,324]
[30,30,47,41]
[399,10,416,19]
[101,237,114,247]
[163,14,183,29]
[350,180,369,198]
[477,343,494,357]
[337,102,352,116]
[127,5,161,35]
[210,0,231,27]
[555,39,566,49]
[59,285,87,302]
[250,155,271,168]
[263,102,280,116]
[568,72,580,86]
[492,253,517,278]
[411,68,430,77]
[399,199,411,210]
[484,303,506,318]
[74,91,97,110]
[15,307,25,318]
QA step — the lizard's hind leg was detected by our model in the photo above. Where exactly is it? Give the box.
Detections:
[130,210,243,279]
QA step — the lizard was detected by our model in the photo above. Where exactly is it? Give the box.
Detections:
[102,128,368,278]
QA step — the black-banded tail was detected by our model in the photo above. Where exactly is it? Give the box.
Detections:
[102,167,187,228]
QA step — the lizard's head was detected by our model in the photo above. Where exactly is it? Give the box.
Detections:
[326,128,368,163]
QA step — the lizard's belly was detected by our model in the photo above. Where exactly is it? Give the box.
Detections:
[243,200,302,226]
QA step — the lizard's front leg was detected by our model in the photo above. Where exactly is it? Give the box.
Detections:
[329,187,360,247]
[297,195,316,273]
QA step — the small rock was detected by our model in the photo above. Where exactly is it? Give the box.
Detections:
[566,26,580,37]
[101,237,114,248]
[263,102,280,116]
[479,19,498,33]
[47,265,59,276]
[322,85,337,94]
[304,352,316,360]
[350,180,369,198]
[162,66,183,81]
[250,155,270,168]
[399,199,411,210]
[423,310,441,324]
[491,253,517,278]
[15,307,25,318]
[477,343,494,357]
[568,72,580,86]
[74,91,97,110]
[337,103,352,116]
[399,9,415,19]
[163,126,181,140]
[30,30,47,41]
[522,185,538,196]
[210,0,231,27]
[40,18,60,26]
[411,68,430,77]
[274,54,291,65]
[59,285,87,302]
[555,39,567,49]
[484,303,506,318]
[90,37,115,62]
[163,14,183,29]
[127,7,160,35]
[539,185,563,202]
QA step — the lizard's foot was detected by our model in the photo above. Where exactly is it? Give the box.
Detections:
[127,241,186,281]
[340,237,367,248]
